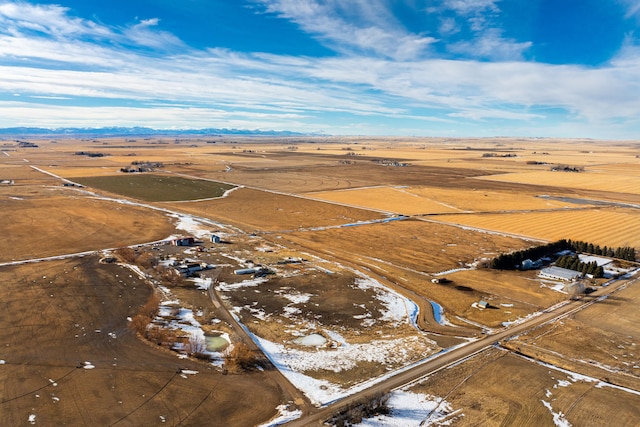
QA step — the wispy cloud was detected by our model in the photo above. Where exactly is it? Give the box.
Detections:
[0,1,638,137]
[252,0,436,60]
[448,29,532,61]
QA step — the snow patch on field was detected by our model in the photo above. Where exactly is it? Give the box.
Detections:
[541,400,572,427]
[355,277,418,327]
[259,405,303,427]
[191,277,212,290]
[355,391,462,426]
[253,334,437,405]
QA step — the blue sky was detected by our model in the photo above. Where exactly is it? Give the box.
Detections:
[0,0,639,138]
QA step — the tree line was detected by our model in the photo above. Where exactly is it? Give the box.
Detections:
[555,254,605,278]
[490,239,636,270]
[489,240,571,270]
[567,240,635,261]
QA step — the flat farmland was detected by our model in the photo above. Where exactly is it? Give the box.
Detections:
[435,207,640,249]
[409,347,640,426]
[475,170,640,195]
[310,186,587,215]
[2,136,640,426]
[507,276,640,385]
[272,219,551,329]
[0,257,283,426]
[73,174,236,202]
[309,186,462,215]
[0,193,175,262]
[164,187,385,231]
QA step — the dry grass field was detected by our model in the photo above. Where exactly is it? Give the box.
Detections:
[309,185,590,215]
[0,257,284,426]
[436,207,640,249]
[164,187,385,231]
[410,346,640,426]
[1,136,639,425]
[476,170,640,195]
[0,190,176,262]
[505,278,640,390]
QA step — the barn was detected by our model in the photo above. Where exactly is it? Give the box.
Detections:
[172,236,196,246]
[539,266,581,281]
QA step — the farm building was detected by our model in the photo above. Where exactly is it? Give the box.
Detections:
[521,259,542,270]
[577,254,612,267]
[211,234,221,244]
[539,266,582,281]
[172,236,196,246]
[478,300,489,309]
[177,262,210,276]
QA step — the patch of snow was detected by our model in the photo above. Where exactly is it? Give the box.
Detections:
[500,303,514,307]
[216,277,268,291]
[577,254,612,266]
[258,404,303,427]
[252,333,437,405]
[191,277,213,290]
[281,293,313,304]
[169,214,212,238]
[541,400,572,427]
[355,277,418,327]
[355,390,462,426]
[293,334,327,347]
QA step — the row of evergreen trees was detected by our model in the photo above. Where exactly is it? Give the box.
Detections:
[489,240,571,270]
[555,254,605,278]
[489,239,637,270]
[566,240,636,261]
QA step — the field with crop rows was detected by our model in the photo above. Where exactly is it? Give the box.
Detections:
[436,207,640,249]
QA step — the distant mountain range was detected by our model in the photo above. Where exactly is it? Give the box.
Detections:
[0,127,314,137]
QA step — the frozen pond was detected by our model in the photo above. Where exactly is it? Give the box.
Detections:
[430,300,445,325]
[293,333,327,347]
[205,332,230,352]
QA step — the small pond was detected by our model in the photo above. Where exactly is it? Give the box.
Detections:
[205,332,230,352]
[293,333,327,347]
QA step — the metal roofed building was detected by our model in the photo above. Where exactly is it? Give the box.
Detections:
[539,266,582,281]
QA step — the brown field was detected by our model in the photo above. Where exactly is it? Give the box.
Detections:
[0,191,176,262]
[506,277,640,389]
[2,136,639,425]
[410,346,640,426]
[310,185,590,215]
[436,207,640,249]
[477,170,640,195]
[164,187,385,231]
[0,257,284,426]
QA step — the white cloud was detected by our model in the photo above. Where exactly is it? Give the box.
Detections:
[443,0,500,15]
[0,1,638,137]
[253,0,436,60]
[621,0,640,18]
[448,28,532,60]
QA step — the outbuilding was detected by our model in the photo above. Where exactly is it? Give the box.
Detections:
[172,236,196,246]
[211,234,221,244]
[539,266,581,281]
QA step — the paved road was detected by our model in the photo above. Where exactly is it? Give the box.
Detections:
[283,275,635,426]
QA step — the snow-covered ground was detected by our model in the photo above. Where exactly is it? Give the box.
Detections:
[354,390,461,426]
